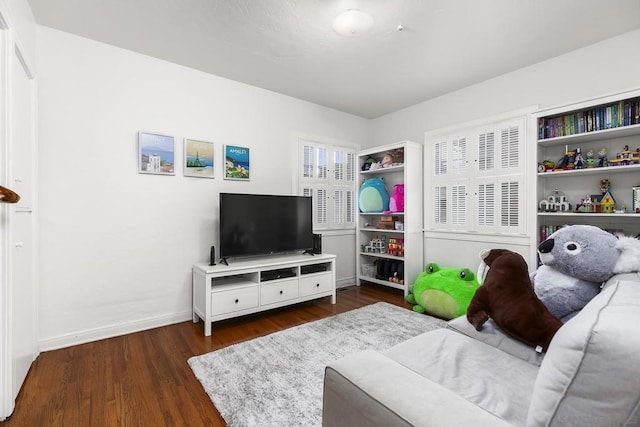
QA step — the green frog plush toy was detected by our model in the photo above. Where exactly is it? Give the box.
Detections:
[406,263,481,319]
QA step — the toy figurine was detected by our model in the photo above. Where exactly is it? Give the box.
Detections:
[598,146,608,167]
[381,152,394,168]
[574,148,585,169]
[585,149,598,168]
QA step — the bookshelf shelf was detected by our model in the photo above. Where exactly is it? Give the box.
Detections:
[535,89,640,244]
[538,212,640,218]
[538,163,640,177]
[356,141,423,296]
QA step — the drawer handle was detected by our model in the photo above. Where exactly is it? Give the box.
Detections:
[279,290,283,295]
[316,283,320,287]
[235,299,239,304]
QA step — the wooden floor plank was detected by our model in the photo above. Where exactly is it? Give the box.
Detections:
[4,283,408,426]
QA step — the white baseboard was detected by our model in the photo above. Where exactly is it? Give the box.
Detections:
[38,310,193,352]
[336,277,356,288]
[40,278,357,351]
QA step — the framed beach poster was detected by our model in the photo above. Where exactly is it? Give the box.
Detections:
[138,131,175,175]
[184,138,214,178]
[224,145,250,180]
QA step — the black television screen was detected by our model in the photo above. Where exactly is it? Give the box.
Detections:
[219,193,314,259]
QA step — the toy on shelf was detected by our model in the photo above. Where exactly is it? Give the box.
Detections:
[361,157,377,171]
[538,188,570,212]
[599,179,616,213]
[554,146,575,170]
[575,179,616,213]
[584,149,598,168]
[358,177,389,213]
[597,146,608,167]
[542,159,555,170]
[363,236,387,254]
[573,147,585,169]
[387,238,404,257]
[377,215,397,230]
[385,184,405,213]
[633,186,640,213]
[608,144,640,167]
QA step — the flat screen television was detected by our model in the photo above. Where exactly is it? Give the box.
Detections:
[219,193,314,261]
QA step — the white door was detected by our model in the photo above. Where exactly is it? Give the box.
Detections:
[0,24,37,419]
[10,42,37,400]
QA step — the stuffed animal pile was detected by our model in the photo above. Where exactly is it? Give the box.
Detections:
[465,224,640,352]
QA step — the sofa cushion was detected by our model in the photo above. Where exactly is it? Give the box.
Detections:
[323,350,512,427]
[447,316,545,366]
[384,328,539,426]
[527,280,640,427]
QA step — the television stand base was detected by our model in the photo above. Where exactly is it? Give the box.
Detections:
[303,249,315,255]
[192,253,337,336]
[219,258,229,266]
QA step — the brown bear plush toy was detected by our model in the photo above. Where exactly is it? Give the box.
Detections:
[466,248,562,351]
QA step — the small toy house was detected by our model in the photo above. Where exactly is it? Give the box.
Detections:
[600,191,616,213]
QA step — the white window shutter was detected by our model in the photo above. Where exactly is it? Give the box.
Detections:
[433,185,447,225]
[434,141,448,175]
[303,145,314,178]
[451,184,467,226]
[478,131,495,172]
[334,150,344,181]
[345,190,355,224]
[500,126,519,169]
[477,182,495,227]
[316,188,328,226]
[318,147,328,180]
[500,180,519,227]
[451,137,467,174]
[298,139,356,230]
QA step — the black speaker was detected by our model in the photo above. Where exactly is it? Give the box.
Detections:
[312,233,322,254]
[209,246,216,266]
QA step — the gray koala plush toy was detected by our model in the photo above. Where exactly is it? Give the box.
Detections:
[531,224,638,322]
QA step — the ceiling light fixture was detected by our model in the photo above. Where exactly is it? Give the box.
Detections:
[333,9,374,36]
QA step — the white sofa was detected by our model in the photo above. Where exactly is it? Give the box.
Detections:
[323,273,640,426]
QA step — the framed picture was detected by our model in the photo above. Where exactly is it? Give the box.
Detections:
[224,145,250,180]
[138,131,175,175]
[184,138,214,178]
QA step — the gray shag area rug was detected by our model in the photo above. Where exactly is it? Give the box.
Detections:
[188,302,445,427]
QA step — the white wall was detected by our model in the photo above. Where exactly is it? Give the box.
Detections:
[369,29,640,146]
[36,26,367,350]
[368,29,640,271]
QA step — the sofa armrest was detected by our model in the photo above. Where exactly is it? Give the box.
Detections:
[323,350,511,427]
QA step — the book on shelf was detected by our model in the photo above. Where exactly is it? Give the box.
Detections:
[538,97,640,140]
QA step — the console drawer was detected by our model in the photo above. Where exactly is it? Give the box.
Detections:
[261,279,299,305]
[300,273,333,297]
[211,285,259,316]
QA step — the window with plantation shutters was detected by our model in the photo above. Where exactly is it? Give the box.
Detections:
[434,186,447,224]
[298,139,356,230]
[427,116,526,234]
[501,126,519,169]
[477,182,495,226]
[478,131,495,171]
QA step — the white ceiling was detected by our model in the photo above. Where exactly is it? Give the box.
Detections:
[27,0,640,119]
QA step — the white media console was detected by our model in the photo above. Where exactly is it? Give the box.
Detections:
[192,253,336,336]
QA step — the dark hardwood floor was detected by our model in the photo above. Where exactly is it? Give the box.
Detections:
[3,283,408,426]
